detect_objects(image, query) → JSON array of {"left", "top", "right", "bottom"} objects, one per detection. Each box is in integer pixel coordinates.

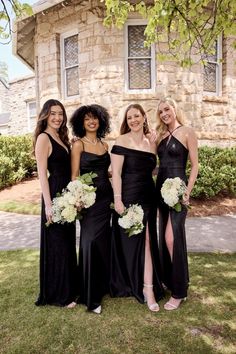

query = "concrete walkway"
[{"left": 0, "top": 211, "right": 235, "bottom": 252}]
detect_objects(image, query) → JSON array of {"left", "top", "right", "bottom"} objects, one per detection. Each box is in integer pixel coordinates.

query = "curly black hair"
[{"left": 70, "top": 104, "right": 111, "bottom": 139}]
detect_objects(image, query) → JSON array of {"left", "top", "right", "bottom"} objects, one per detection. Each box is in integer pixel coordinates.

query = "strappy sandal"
[
  {"left": 164, "top": 297, "right": 186, "bottom": 311},
  {"left": 143, "top": 284, "right": 160, "bottom": 312}
]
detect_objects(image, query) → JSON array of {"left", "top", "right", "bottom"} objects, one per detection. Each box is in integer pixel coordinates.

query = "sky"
[{"left": 0, "top": 0, "right": 37, "bottom": 80}]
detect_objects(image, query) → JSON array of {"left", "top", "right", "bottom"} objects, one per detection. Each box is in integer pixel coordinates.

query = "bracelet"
[{"left": 114, "top": 194, "right": 121, "bottom": 197}]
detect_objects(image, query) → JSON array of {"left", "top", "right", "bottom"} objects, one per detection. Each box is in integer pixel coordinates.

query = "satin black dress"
[
  {"left": 110, "top": 145, "right": 164, "bottom": 303},
  {"left": 78, "top": 148, "right": 113, "bottom": 311},
  {"left": 156, "top": 132, "right": 189, "bottom": 299},
  {"left": 35, "top": 132, "right": 77, "bottom": 307}
]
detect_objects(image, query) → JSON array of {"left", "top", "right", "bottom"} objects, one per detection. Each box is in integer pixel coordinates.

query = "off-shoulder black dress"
[
  {"left": 156, "top": 132, "right": 189, "bottom": 299},
  {"left": 110, "top": 145, "right": 164, "bottom": 303}
]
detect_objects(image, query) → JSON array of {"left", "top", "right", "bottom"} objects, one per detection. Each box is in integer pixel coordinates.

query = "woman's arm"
[
  {"left": 71, "top": 140, "right": 83, "bottom": 180},
  {"left": 35, "top": 133, "right": 52, "bottom": 222},
  {"left": 111, "top": 151, "right": 125, "bottom": 214},
  {"left": 184, "top": 128, "right": 198, "bottom": 203}
]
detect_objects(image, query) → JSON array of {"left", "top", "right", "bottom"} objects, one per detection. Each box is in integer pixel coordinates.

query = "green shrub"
[
  {"left": 187, "top": 146, "right": 236, "bottom": 198},
  {"left": 0, "top": 135, "right": 37, "bottom": 190}
]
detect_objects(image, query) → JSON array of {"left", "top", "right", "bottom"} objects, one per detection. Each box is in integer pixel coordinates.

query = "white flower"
[
  {"left": 61, "top": 205, "right": 77, "bottom": 223},
  {"left": 48, "top": 172, "right": 97, "bottom": 226},
  {"left": 161, "top": 177, "right": 187, "bottom": 211},
  {"left": 118, "top": 204, "right": 144, "bottom": 237}
]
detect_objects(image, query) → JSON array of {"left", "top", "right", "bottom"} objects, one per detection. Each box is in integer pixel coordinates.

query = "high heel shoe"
[
  {"left": 66, "top": 301, "right": 77, "bottom": 309},
  {"left": 164, "top": 297, "right": 186, "bottom": 311},
  {"left": 143, "top": 284, "right": 160, "bottom": 312},
  {"left": 92, "top": 305, "right": 102, "bottom": 314}
]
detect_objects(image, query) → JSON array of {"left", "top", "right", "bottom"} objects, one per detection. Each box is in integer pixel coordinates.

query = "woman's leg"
[
  {"left": 164, "top": 214, "right": 186, "bottom": 310},
  {"left": 165, "top": 213, "right": 174, "bottom": 261},
  {"left": 143, "top": 224, "right": 159, "bottom": 312}
]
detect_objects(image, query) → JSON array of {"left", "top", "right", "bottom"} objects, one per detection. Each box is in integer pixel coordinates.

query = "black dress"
[
  {"left": 156, "top": 133, "right": 189, "bottom": 299},
  {"left": 35, "top": 132, "right": 77, "bottom": 307},
  {"left": 110, "top": 145, "right": 164, "bottom": 303},
  {"left": 78, "top": 148, "right": 113, "bottom": 311}
]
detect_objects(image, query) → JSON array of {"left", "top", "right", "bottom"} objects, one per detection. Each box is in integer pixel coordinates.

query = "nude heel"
[{"left": 143, "top": 284, "right": 160, "bottom": 312}]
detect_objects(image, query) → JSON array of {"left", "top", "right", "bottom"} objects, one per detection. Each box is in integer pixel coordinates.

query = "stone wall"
[
  {"left": 31, "top": 0, "right": 236, "bottom": 146},
  {"left": 5, "top": 0, "right": 236, "bottom": 147},
  {"left": 1, "top": 75, "right": 36, "bottom": 135}
]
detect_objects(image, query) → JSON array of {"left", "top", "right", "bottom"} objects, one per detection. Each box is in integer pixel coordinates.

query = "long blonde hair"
[{"left": 156, "top": 97, "right": 185, "bottom": 145}]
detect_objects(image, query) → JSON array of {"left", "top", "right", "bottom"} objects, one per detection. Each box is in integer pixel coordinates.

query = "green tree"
[
  {"left": 103, "top": 0, "right": 236, "bottom": 66},
  {"left": 0, "top": 0, "right": 32, "bottom": 43}
]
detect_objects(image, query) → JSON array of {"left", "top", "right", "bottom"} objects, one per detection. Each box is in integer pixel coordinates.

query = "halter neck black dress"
[
  {"left": 110, "top": 145, "right": 164, "bottom": 303},
  {"left": 78, "top": 146, "right": 113, "bottom": 311},
  {"left": 156, "top": 130, "right": 189, "bottom": 299},
  {"left": 35, "top": 132, "right": 77, "bottom": 307}
]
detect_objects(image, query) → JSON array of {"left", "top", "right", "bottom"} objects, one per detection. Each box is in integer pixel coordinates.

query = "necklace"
[{"left": 83, "top": 136, "right": 98, "bottom": 145}]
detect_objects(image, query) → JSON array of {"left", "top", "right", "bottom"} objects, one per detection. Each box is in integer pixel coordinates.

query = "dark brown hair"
[
  {"left": 70, "top": 104, "right": 111, "bottom": 138},
  {"left": 120, "top": 103, "right": 149, "bottom": 135},
  {"left": 33, "top": 99, "right": 69, "bottom": 154}
]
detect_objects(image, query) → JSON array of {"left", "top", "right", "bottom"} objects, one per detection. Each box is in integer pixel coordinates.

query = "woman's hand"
[
  {"left": 114, "top": 199, "right": 125, "bottom": 215},
  {"left": 182, "top": 191, "right": 190, "bottom": 206},
  {"left": 146, "top": 129, "right": 157, "bottom": 143},
  {"left": 45, "top": 205, "right": 53, "bottom": 224}
]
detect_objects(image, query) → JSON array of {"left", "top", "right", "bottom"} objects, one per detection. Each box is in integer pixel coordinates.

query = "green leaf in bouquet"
[
  {"left": 174, "top": 203, "right": 182, "bottom": 212},
  {"left": 78, "top": 172, "right": 98, "bottom": 185}
]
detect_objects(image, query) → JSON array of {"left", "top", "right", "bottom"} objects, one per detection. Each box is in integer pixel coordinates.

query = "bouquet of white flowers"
[
  {"left": 118, "top": 204, "right": 144, "bottom": 237},
  {"left": 47, "top": 172, "right": 97, "bottom": 225},
  {"left": 161, "top": 177, "right": 188, "bottom": 212}
]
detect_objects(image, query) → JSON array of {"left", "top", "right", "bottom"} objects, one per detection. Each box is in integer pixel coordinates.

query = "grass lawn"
[
  {"left": 0, "top": 251, "right": 235, "bottom": 354},
  {"left": 0, "top": 201, "right": 40, "bottom": 215}
]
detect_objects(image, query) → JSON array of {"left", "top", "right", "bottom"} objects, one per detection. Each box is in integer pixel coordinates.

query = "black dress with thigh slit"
[
  {"left": 35, "top": 132, "right": 77, "bottom": 307},
  {"left": 110, "top": 145, "right": 164, "bottom": 303},
  {"left": 78, "top": 149, "right": 113, "bottom": 311},
  {"left": 156, "top": 133, "right": 189, "bottom": 299}
]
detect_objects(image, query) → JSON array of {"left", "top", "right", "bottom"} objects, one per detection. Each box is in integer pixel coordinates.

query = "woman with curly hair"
[
  {"left": 70, "top": 104, "right": 113, "bottom": 314},
  {"left": 33, "top": 99, "right": 77, "bottom": 308}
]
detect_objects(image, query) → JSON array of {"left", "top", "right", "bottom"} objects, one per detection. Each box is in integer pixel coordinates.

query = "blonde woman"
[{"left": 155, "top": 97, "right": 198, "bottom": 310}]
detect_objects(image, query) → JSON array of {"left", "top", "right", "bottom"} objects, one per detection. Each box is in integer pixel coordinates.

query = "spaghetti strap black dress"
[
  {"left": 35, "top": 132, "right": 77, "bottom": 307},
  {"left": 78, "top": 147, "right": 113, "bottom": 311},
  {"left": 156, "top": 131, "right": 189, "bottom": 299},
  {"left": 110, "top": 145, "right": 164, "bottom": 303}
]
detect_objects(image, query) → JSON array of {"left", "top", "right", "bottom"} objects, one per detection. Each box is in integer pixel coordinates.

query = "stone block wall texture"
[
  {"left": 3, "top": 0, "right": 236, "bottom": 147},
  {"left": 0, "top": 75, "right": 36, "bottom": 135}
]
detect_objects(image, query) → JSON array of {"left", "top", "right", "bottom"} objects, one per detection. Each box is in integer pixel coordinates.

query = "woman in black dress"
[
  {"left": 155, "top": 97, "right": 198, "bottom": 310},
  {"left": 70, "top": 104, "right": 113, "bottom": 314},
  {"left": 34, "top": 99, "right": 77, "bottom": 307},
  {"left": 110, "top": 103, "right": 164, "bottom": 312}
]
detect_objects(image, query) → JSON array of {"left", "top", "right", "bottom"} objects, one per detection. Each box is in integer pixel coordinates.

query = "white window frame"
[
  {"left": 27, "top": 101, "right": 37, "bottom": 132},
  {"left": 203, "top": 35, "right": 222, "bottom": 96},
  {"left": 125, "top": 20, "right": 156, "bottom": 93},
  {"left": 60, "top": 29, "right": 79, "bottom": 99}
]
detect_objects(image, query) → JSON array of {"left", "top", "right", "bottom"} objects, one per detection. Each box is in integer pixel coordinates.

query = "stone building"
[
  {"left": 0, "top": 75, "right": 36, "bottom": 135},
  {"left": 10, "top": 0, "right": 236, "bottom": 146}
]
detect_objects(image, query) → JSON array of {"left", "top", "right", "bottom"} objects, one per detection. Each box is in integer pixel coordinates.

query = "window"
[
  {"left": 125, "top": 21, "right": 155, "bottom": 92},
  {"left": 203, "top": 36, "right": 222, "bottom": 95},
  {"left": 27, "top": 101, "right": 37, "bottom": 132},
  {"left": 61, "top": 31, "right": 79, "bottom": 98}
]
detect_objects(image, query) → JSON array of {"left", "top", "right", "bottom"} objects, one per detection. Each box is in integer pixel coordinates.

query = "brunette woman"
[
  {"left": 34, "top": 99, "right": 77, "bottom": 307},
  {"left": 70, "top": 104, "right": 113, "bottom": 314},
  {"left": 110, "top": 103, "right": 164, "bottom": 312}
]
